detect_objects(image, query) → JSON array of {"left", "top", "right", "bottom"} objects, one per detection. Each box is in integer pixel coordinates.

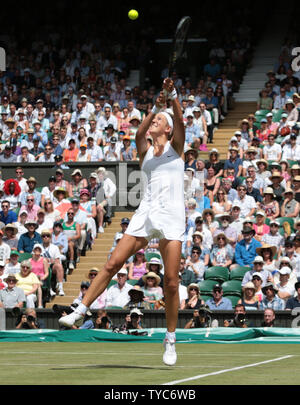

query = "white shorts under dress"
[{"left": 126, "top": 141, "right": 185, "bottom": 242}]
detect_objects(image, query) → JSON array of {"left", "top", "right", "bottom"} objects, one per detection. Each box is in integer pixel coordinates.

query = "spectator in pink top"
[
  {"left": 30, "top": 244, "right": 49, "bottom": 308},
  {"left": 19, "top": 194, "right": 40, "bottom": 221},
  {"left": 128, "top": 249, "right": 146, "bottom": 280}
]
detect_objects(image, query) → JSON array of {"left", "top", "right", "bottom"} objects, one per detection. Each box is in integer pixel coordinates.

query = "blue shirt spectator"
[
  {"left": 206, "top": 285, "right": 233, "bottom": 310},
  {"left": 17, "top": 223, "right": 42, "bottom": 253},
  {"left": 234, "top": 227, "right": 262, "bottom": 268},
  {"left": 0, "top": 201, "right": 18, "bottom": 225}
]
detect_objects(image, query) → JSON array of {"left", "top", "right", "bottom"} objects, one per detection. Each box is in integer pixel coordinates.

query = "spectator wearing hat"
[
  {"left": 141, "top": 271, "right": 163, "bottom": 309},
  {"left": 258, "top": 188, "right": 280, "bottom": 221},
  {"left": 269, "top": 171, "right": 286, "bottom": 207},
  {"left": 17, "top": 220, "right": 42, "bottom": 254},
  {"left": 124, "top": 288, "right": 152, "bottom": 310},
  {"left": 241, "top": 148, "right": 259, "bottom": 177},
  {"left": 261, "top": 282, "right": 285, "bottom": 310},
  {"left": 136, "top": 257, "right": 164, "bottom": 288},
  {"left": 237, "top": 281, "right": 260, "bottom": 310},
  {"left": 261, "top": 220, "right": 284, "bottom": 257},
  {"left": 20, "top": 176, "right": 41, "bottom": 207},
  {"left": 281, "top": 188, "right": 300, "bottom": 218},
  {"left": 105, "top": 267, "right": 134, "bottom": 308},
  {"left": 253, "top": 210, "right": 270, "bottom": 242},
  {"left": 2, "top": 223, "right": 19, "bottom": 250},
  {"left": 0, "top": 274, "right": 25, "bottom": 308},
  {"left": 68, "top": 169, "right": 88, "bottom": 199},
  {"left": 256, "top": 243, "right": 277, "bottom": 273},
  {"left": 206, "top": 284, "right": 233, "bottom": 310},
  {"left": 233, "top": 226, "right": 262, "bottom": 269},
  {"left": 210, "top": 232, "right": 234, "bottom": 267},
  {"left": 4, "top": 250, "right": 21, "bottom": 277},
  {"left": 214, "top": 212, "right": 238, "bottom": 247},
  {"left": 251, "top": 272, "right": 264, "bottom": 303},
  {"left": 276, "top": 266, "right": 295, "bottom": 302},
  {"left": 103, "top": 135, "right": 121, "bottom": 161},
  {"left": 185, "top": 245, "right": 205, "bottom": 282},
  {"left": 285, "top": 281, "right": 300, "bottom": 310}
]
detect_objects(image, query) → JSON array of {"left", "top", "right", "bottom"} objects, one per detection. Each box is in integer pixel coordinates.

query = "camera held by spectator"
[
  {"left": 224, "top": 304, "right": 248, "bottom": 328},
  {"left": 184, "top": 306, "right": 213, "bottom": 328}
]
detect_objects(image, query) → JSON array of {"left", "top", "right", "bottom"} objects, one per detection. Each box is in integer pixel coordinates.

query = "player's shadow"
[{"left": 51, "top": 364, "right": 169, "bottom": 371}]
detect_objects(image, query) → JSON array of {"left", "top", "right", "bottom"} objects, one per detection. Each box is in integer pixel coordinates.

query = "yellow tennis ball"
[{"left": 128, "top": 9, "right": 139, "bottom": 20}]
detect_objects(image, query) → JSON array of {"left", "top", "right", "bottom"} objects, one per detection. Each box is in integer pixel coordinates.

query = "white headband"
[{"left": 160, "top": 112, "right": 173, "bottom": 133}]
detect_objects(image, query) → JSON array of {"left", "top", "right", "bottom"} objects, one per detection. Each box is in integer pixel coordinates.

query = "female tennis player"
[{"left": 59, "top": 78, "right": 185, "bottom": 366}]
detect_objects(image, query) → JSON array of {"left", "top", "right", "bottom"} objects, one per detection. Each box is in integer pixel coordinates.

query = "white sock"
[
  {"left": 75, "top": 303, "right": 88, "bottom": 315},
  {"left": 165, "top": 331, "right": 176, "bottom": 342}
]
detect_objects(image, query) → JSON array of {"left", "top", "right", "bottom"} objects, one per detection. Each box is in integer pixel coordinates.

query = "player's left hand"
[{"left": 163, "top": 78, "right": 174, "bottom": 94}]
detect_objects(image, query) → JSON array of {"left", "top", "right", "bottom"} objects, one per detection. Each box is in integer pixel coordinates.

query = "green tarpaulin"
[{"left": 1, "top": 328, "right": 300, "bottom": 343}]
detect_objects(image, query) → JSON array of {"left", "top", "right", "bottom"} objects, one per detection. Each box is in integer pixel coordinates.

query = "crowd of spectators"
[{"left": 1, "top": 2, "right": 299, "bottom": 330}]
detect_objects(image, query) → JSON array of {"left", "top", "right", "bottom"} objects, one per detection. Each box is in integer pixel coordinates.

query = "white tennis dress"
[{"left": 126, "top": 141, "right": 185, "bottom": 241}]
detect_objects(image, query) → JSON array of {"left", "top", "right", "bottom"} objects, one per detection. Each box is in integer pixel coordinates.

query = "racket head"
[{"left": 168, "top": 16, "right": 192, "bottom": 74}]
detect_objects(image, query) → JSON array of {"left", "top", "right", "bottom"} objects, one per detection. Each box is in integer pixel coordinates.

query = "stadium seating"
[
  {"left": 221, "top": 280, "right": 242, "bottom": 297},
  {"left": 198, "top": 280, "right": 219, "bottom": 296},
  {"left": 229, "top": 266, "right": 250, "bottom": 281},
  {"left": 204, "top": 266, "right": 229, "bottom": 283}
]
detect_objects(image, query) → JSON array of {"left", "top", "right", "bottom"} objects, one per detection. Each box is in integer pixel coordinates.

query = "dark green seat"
[
  {"left": 127, "top": 279, "right": 139, "bottom": 286},
  {"left": 204, "top": 266, "right": 229, "bottom": 283},
  {"left": 197, "top": 279, "right": 219, "bottom": 296},
  {"left": 276, "top": 217, "right": 295, "bottom": 231},
  {"left": 145, "top": 252, "right": 161, "bottom": 262},
  {"left": 224, "top": 295, "right": 241, "bottom": 307},
  {"left": 18, "top": 252, "right": 33, "bottom": 263},
  {"left": 221, "top": 280, "right": 242, "bottom": 297},
  {"left": 200, "top": 294, "right": 211, "bottom": 303},
  {"left": 230, "top": 266, "right": 250, "bottom": 281},
  {"left": 107, "top": 280, "right": 117, "bottom": 289}
]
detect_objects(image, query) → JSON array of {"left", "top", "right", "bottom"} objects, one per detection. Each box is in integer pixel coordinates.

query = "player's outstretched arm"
[
  {"left": 163, "top": 78, "right": 185, "bottom": 158},
  {"left": 135, "top": 92, "right": 166, "bottom": 165}
]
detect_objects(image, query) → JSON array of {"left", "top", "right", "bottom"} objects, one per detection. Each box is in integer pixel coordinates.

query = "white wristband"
[
  {"left": 168, "top": 88, "right": 178, "bottom": 100},
  {"left": 151, "top": 105, "right": 161, "bottom": 115}
]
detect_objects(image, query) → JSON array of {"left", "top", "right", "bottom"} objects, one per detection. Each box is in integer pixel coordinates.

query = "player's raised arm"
[
  {"left": 135, "top": 92, "right": 166, "bottom": 166},
  {"left": 163, "top": 78, "right": 185, "bottom": 158}
]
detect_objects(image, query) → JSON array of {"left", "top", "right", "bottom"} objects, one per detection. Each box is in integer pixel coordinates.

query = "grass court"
[{"left": 0, "top": 342, "right": 299, "bottom": 385}]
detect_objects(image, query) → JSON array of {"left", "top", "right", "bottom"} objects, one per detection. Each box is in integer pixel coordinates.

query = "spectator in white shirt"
[
  {"left": 263, "top": 134, "right": 282, "bottom": 162},
  {"left": 273, "top": 88, "right": 289, "bottom": 110},
  {"left": 106, "top": 268, "right": 134, "bottom": 308},
  {"left": 282, "top": 134, "right": 300, "bottom": 161},
  {"left": 233, "top": 184, "right": 257, "bottom": 218},
  {"left": 87, "top": 136, "right": 104, "bottom": 161}
]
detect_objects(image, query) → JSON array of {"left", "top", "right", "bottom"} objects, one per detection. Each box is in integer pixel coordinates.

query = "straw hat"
[
  {"left": 53, "top": 187, "right": 69, "bottom": 199},
  {"left": 213, "top": 232, "right": 229, "bottom": 245},
  {"left": 145, "top": 257, "right": 163, "bottom": 271},
  {"left": 243, "top": 281, "right": 255, "bottom": 291},
  {"left": 269, "top": 171, "right": 284, "bottom": 182},
  {"left": 263, "top": 187, "right": 275, "bottom": 197},
  {"left": 3, "top": 223, "right": 18, "bottom": 236},
  {"left": 142, "top": 271, "right": 161, "bottom": 286},
  {"left": 256, "top": 243, "right": 277, "bottom": 257},
  {"left": 187, "top": 283, "right": 200, "bottom": 294}
]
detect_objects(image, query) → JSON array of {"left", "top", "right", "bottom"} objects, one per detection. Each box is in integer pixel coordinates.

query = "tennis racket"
[{"left": 163, "top": 16, "right": 192, "bottom": 96}]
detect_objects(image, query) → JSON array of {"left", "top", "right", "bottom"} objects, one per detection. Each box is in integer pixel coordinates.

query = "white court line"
[{"left": 163, "top": 355, "right": 293, "bottom": 385}]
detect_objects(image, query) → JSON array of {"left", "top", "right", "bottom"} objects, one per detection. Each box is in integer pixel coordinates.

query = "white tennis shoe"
[
  {"left": 58, "top": 310, "right": 84, "bottom": 327},
  {"left": 163, "top": 339, "right": 177, "bottom": 366}
]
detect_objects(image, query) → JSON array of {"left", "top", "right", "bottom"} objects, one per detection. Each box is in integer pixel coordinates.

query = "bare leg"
[
  {"left": 81, "top": 234, "right": 148, "bottom": 307},
  {"left": 159, "top": 239, "right": 182, "bottom": 333}
]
